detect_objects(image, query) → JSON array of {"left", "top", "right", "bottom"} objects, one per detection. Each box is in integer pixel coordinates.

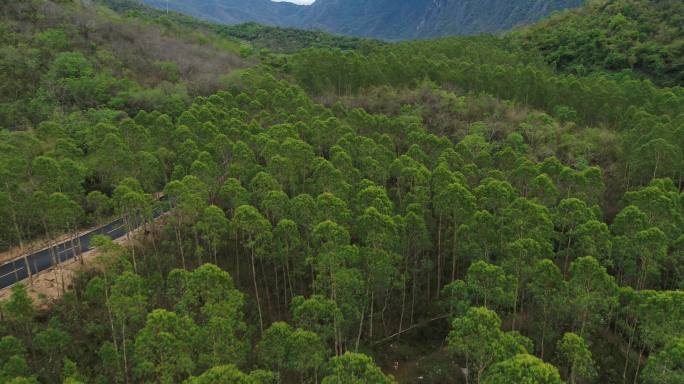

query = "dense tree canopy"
[{"left": 0, "top": 0, "right": 682, "bottom": 383}]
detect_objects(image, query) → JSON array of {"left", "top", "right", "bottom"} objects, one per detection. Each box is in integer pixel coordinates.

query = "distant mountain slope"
[
  {"left": 301, "top": 0, "right": 586, "bottom": 39},
  {"left": 103, "top": 0, "right": 379, "bottom": 53},
  {"left": 142, "top": 0, "right": 302, "bottom": 26},
  {"left": 140, "top": 0, "right": 584, "bottom": 39},
  {"left": 508, "top": 0, "right": 684, "bottom": 86}
]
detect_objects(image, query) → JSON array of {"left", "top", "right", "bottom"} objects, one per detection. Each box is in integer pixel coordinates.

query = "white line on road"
[
  {"left": 107, "top": 225, "right": 126, "bottom": 234},
  {"left": 0, "top": 265, "right": 25, "bottom": 279}
]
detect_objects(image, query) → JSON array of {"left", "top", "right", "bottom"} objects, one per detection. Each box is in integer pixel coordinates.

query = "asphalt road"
[{"left": 0, "top": 204, "right": 167, "bottom": 290}]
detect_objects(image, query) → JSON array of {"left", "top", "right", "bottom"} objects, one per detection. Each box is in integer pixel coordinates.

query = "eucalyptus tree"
[
  {"left": 528, "top": 259, "right": 565, "bottom": 359},
  {"left": 321, "top": 352, "right": 394, "bottom": 384},
  {"left": 611, "top": 205, "right": 650, "bottom": 286},
  {"left": 257, "top": 322, "right": 326, "bottom": 383},
  {"left": 355, "top": 207, "right": 402, "bottom": 340},
  {"left": 279, "top": 137, "right": 315, "bottom": 195},
  {"left": 47, "top": 192, "right": 84, "bottom": 265},
  {"left": 86, "top": 191, "right": 113, "bottom": 225},
  {"left": 233, "top": 205, "right": 272, "bottom": 333},
  {"left": 464, "top": 261, "right": 516, "bottom": 312},
  {"left": 196, "top": 206, "right": 229, "bottom": 265},
  {"left": 1, "top": 285, "right": 35, "bottom": 351},
  {"left": 501, "top": 238, "right": 549, "bottom": 328},
  {"left": 447, "top": 307, "right": 529, "bottom": 383},
  {"left": 113, "top": 179, "right": 150, "bottom": 271},
  {"left": 290, "top": 295, "right": 343, "bottom": 353},
  {"left": 164, "top": 176, "right": 209, "bottom": 269},
  {"left": 134, "top": 309, "right": 197, "bottom": 384},
  {"left": 109, "top": 272, "right": 148, "bottom": 382},
  {"left": 218, "top": 178, "right": 249, "bottom": 217},
  {"left": 434, "top": 182, "right": 476, "bottom": 284},
  {"left": 642, "top": 338, "right": 684, "bottom": 384},
  {"left": 0, "top": 336, "right": 33, "bottom": 383},
  {"left": 567, "top": 256, "right": 618, "bottom": 337},
  {"left": 555, "top": 332, "right": 596, "bottom": 384},
  {"left": 273, "top": 219, "right": 304, "bottom": 306},
  {"left": 260, "top": 190, "right": 290, "bottom": 225},
  {"left": 529, "top": 174, "right": 559, "bottom": 207},
  {"left": 0, "top": 162, "right": 27, "bottom": 253},
  {"left": 167, "top": 264, "right": 248, "bottom": 369},
  {"left": 92, "top": 133, "right": 134, "bottom": 189},
  {"left": 400, "top": 207, "right": 431, "bottom": 328},
  {"left": 185, "top": 365, "right": 276, "bottom": 384},
  {"left": 482, "top": 354, "right": 563, "bottom": 384}
]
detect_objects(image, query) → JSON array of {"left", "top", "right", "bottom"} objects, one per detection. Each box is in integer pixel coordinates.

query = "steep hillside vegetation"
[
  {"left": 140, "top": 0, "right": 584, "bottom": 39},
  {"left": 0, "top": 0, "right": 249, "bottom": 130},
  {"left": 509, "top": 0, "right": 684, "bottom": 86}
]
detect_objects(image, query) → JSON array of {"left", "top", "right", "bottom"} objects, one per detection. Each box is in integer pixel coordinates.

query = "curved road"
[{"left": 0, "top": 204, "right": 167, "bottom": 290}]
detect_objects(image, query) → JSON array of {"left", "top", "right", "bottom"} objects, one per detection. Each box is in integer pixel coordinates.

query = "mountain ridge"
[{"left": 141, "top": 0, "right": 585, "bottom": 39}]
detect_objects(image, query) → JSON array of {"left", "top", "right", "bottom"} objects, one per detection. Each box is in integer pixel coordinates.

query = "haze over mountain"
[{"left": 141, "top": 0, "right": 585, "bottom": 39}]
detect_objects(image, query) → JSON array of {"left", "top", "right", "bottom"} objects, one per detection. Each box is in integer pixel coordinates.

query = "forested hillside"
[
  {"left": 509, "top": 0, "right": 684, "bottom": 86},
  {"left": 0, "top": 1, "right": 683, "bottom": 384},
  {"left": 0, "top": 0, "right": 249, "bottom": 130}
]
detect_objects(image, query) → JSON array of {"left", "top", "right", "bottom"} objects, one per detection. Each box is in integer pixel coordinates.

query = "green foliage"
[
  {"left": 642, "top": 338, "right": 684, "bottom": 384},
  {"left": 133, "top": 309, "right": 197, "bottom": 383},
  {"left": 482, "top": 354, "right": 563, "bottom": 384},
  {"left": 0, "top": 1, "right": 682, "bottom": 381},
  {"left": 509, "top": 0, "right": 684, "bottom": 86},
  {"left": 257, "top": 322, "right": 327, "bottom": 381},
  {"left": 447, "top": 307, "right": 530, "bottom": 382},
  {"left": 0, "top": 0, "right": 249, "bottom": 129},
  {"left": 556, "top": 332, "right": 597, "bottom": 384},
  {"left": 321, "top": 352, "right": 395, "bottom": 384},
  {"left": 186, "top": 365, "right": 277, "bottom": 384},
  {"left": 216, "top": 23, "right": 378, "bottom": 54}
]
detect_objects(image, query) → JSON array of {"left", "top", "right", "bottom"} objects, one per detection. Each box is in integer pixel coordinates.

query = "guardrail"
[{"left": 0, "top": 201, "right": 169, "bottom": 290}]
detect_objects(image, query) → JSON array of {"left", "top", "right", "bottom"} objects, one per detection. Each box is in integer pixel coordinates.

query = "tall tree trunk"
[
  {"left": 369, "top": 291, "right": 374, "bottom": 339},
  {"left": 42, "top": 221, "right": 62, "bottom": 295},
  {"left": 511, "top": 282, "right": 519, "bottom": 331},
  {"left": 622, "top": 317, "right": 638, "bottom": 384},
  {"left": 122, "top": 322, "right": 129, "bottom": 384},
  {"left": 174, "top": 221, "right": 185, "bottom": 270},
  {"left": 282, "top": 265, "right": 288, "bottom": 305},
  {"left": 632, "top": 345, "right": 645, "bottom": 384},
  {"left": 125, "top": 214, "right": 137, "bottom": 272},
  {"left": 193, "top": 227, "right": 202, "bottom": 265},
  {"left": 105, "top": 288, "right": 122, "bottom": 380},
  {"left": 251, "top": 246, "right": 264, "bottom": 334},
  {"left": 451, "top": 226, "right": 458, "bottom": 283},
  {"left": 285, "top": 258, "right": 295, "bottom": 299},
  {"left": 274, "top": 263, "right": 281, "bottom": 317},
  {"left": 259, "top": 258, "right": 273, "bottom": 317},
  {"left": 398, "top": 279, "right": 406, "bottom": 335},
  {"left": 436, "top": 215, "right": 442, "bottom": 297},
  {"left": 540, "top": 311, "right": 547, "bottom": 359},
  {"left": 410, "top": 263, "right": 417, "bottom": 326},
  {"left": 355, "top": 295, "right": 367, "bottom": 352}
]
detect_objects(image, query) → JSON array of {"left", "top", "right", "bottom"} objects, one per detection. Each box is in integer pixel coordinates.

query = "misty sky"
[{"left": 272, "top": 0, "right": 316, "bottom": 4}]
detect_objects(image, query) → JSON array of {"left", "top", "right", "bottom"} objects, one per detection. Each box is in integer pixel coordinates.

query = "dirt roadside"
[
  {"left": 0, "top": 219, "right": 117, "bottom": 265},
  {"left": 0, "top": 229, "right": 134, "bottom": 307}
]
